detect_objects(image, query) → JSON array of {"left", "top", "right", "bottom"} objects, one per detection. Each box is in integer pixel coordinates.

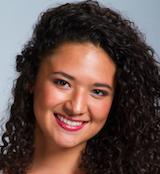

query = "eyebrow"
[
  {"left": 93, "top": 83, "right": 112, "bottom": 91},
  {"left": 53, "top": 71, "right": 75, "bottom": 80},
  {"left": 53, "top": 71, "right": 112, "bottom": 91}
]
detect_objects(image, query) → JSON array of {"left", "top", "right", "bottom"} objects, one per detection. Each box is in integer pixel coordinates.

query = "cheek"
[
  {"left": 33, "top": 83, "right": 64, "bottom": 112},
  {"left": 91, "top": 100, "right": 113, "bottom": 122}
]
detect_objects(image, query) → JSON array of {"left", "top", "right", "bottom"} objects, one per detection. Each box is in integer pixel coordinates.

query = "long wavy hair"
[{"left": 0, "top": 1, "right": 160, "bottom": 173}]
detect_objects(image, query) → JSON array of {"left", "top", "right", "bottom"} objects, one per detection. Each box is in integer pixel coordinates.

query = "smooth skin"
[{"left": 28, "top": 42, "right": 116, "bottom": 174}]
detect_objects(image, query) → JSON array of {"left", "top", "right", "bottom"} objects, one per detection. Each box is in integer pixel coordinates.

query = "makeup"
[{"left": 54, "top": 113, "right": 87, "bottom": 131}]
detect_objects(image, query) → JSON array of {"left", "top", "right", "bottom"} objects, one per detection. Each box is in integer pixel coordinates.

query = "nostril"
[{"left": 63, "top": 95, "right": 87, "bottom": 116}]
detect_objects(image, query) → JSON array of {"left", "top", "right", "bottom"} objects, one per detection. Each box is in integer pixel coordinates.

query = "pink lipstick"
[{"left": 54, "top": 113, "right": 87, "bottom": 131}]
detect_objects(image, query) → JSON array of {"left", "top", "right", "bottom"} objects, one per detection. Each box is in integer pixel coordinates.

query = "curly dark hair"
[{"left": 0, "top": 0, "right": 160, "bottom": 173}]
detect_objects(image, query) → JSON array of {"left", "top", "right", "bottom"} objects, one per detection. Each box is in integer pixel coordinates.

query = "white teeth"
[
  {"left": 67, "top": 120, "right": 71, "bottom": 125},
  {"left": 56, "top": 114, "right": 83, "bottom": 126},
  {"left": 63, "top": 118, "right": 67, "bottom": 124},
  {"left": 60, "top": 117, "right": 63, "bottom": 122}
]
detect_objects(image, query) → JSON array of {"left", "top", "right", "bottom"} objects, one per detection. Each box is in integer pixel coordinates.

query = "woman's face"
[{"left": 32, "top": 42, "right": 116, "bottom": 150}]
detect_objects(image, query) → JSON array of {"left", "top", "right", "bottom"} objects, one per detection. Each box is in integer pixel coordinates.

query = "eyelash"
[
  {"left": 91, "top": 89, "right": 108, "bottom": 97},
  {"left": 53, "top": 79, "right": 70, "bottom": 87},
  {"left": 53, "top": 79, "right": 108, "bottom": 97}
]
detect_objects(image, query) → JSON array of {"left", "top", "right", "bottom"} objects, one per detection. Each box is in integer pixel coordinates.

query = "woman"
[{"left": 0, "top": 0, "right": 160, "bottom": 173}]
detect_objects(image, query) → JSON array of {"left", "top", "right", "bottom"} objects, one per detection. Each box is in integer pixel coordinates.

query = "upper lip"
[{"left": 54, "top": 113, "right": 88, "bottom": 122}]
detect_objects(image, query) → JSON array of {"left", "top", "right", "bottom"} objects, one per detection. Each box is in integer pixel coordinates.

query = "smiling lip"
[{"left": 54, "top": 113, "right": 88, "bottom": 131}]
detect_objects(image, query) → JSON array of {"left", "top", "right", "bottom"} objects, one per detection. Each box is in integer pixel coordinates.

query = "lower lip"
[{"left": 55, "top": 116, "right": 87, "bottom": 131}]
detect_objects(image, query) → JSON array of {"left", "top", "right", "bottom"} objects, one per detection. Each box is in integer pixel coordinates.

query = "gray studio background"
[{"left": 0, "top": 0, "right": 160, "bottom": 122}]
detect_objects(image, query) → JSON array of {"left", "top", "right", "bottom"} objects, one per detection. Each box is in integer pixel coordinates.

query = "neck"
[{"left": 28, "top": 127, "right": 86, "bottom": 174}]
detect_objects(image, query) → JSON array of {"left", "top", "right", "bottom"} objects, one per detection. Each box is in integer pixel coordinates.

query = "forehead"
[
  {"left": 40, "top": 42, "right": 116, "bottom": 87},
  {"left": 48, "top": 42, "right": 115, "bottom": 67}
]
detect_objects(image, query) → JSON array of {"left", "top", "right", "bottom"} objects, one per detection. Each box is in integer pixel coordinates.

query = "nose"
[{"left": 63, "top": 89, "right": 87, "bottom": 116}]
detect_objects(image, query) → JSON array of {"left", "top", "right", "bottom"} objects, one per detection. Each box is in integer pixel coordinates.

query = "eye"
[
  {"left": 53, "top": 79, "right": 70, "bottom": 88},
  {"left": 91, "top": 89, "right": 108, "bottom": 97}
]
